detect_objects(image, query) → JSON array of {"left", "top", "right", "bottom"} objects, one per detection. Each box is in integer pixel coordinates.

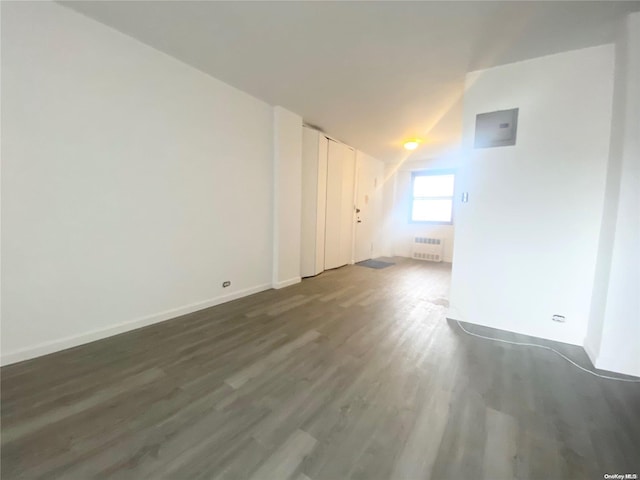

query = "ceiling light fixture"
[{"left": 403, "top": 139, "right": 421, "bottom": 150}]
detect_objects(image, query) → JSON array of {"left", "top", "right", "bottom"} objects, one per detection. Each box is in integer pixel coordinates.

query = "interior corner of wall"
[
  {"left": 582, "top": 338, "right": 600, "bottom": 368},
  {"left": 594, "top": 351, "right": 640, "bottom": 379},
  {"left": 272, "top": 277, "right": 301, "bottom": 290},
  {"left": 446, "top": 305, "right": 463, "bottom": 322}
]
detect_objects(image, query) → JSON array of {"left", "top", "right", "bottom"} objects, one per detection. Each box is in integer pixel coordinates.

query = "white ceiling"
[{"left": 61, "top": 1, "right": 640, "bottom": 163}]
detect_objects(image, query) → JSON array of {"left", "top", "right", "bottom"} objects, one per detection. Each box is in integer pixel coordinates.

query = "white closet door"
[
  {"left": 300, "top": 127, "right": 318, "bottom": 277},
  {"left": 315, "top": 137, "right": 328, "bottom": 273},
  {"left": 301, "top": 129, "right": 329, "bottom": 277},
  {"left": 325, "top": 140, "right": 344, "bottom": 270}
]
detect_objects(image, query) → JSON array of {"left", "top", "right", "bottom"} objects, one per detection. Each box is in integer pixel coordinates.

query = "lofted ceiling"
[{"left": 60, "top": 1, "right": 640, "bottom": 163}]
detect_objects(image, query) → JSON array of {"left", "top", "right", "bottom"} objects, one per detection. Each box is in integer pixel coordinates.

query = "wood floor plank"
[
  {"left": 390, "top": 388, "right": 451, "bottom": 480},
  {"left": 248, "top": 429, "right": 317, "bottom": 480},
  {"left": 1, "top": 367, "right": 165, "bottom": 445},
  {"left": 224, "top": 329, "right": 321, "bottom": 389},
  {"left": 1, "top": 258, "right": 639, "bottom": 479},
  {"left": 482, "top": 406, "right": 518, "bottom": 480}
]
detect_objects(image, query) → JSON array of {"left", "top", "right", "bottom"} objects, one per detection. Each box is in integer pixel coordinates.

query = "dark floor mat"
[{"left": 356, "top": 259, "right": 395, "bottom": 269}]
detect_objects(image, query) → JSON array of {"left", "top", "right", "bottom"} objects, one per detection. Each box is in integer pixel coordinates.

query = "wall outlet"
[
  {"left": 222, "top": 281, "right": 231, "bottom": 288},
  {"left": 552, "top": 314, "right": 566, "bottom": 323}
]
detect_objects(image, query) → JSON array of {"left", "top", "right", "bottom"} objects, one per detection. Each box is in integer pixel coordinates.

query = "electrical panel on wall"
[{"left": 474, "top": 108, "right": 519, "bottom": 148}]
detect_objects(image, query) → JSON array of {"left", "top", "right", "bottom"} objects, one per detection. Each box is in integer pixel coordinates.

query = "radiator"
[{"left": 412, "top": 237, "right": 443, "bottom": 262}]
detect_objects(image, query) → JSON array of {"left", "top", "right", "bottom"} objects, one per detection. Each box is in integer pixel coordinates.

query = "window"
[{"left": 410, "top": 170, "right": 455, "bottom": 223}]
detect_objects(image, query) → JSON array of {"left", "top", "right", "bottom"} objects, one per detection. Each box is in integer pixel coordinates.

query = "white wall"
[
  {"left": 449, "top": 45, "right": 615, "bottom": 346},
  {"left": 1, "top": 2, "right": 276, "bottom": 364},
  {"left": 273, "top": 107, "right": 303, "bottom": 288},
  {"left": 388, "top": 156, "right": 459, "bottom": 263},
  {"left": 586, "top": 13, "right": 640, "bottom": 377},
  {"left": 378, "top": 165, "right": 397, "bottom": 258}
]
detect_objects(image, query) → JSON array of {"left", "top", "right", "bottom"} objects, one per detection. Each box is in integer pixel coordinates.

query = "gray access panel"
[{"left": 474, "top": 108, "right": 519, "bottom": 148}]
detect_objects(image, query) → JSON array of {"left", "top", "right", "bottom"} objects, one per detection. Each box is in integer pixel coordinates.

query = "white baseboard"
[
  {"left": 272, "top": 277, "right": 301, "bottom": 289},
  {"left": 592, "top": 352, "right": 640, "bottom": 378},
  {"left": 446, "top": 313, "right": 583, "bottom": 347},
  {"left": 0, "top": 283, "right": 272, "bottom": 366}
]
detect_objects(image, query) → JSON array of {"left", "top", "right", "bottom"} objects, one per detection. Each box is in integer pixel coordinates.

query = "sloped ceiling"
[{"left": 60, "top": 1, "right": 640, "bottom": 163}]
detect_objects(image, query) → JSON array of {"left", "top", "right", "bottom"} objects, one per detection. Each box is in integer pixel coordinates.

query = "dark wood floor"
[{"left": 2, "top": 258, "right": 639, "bottom": 479}]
